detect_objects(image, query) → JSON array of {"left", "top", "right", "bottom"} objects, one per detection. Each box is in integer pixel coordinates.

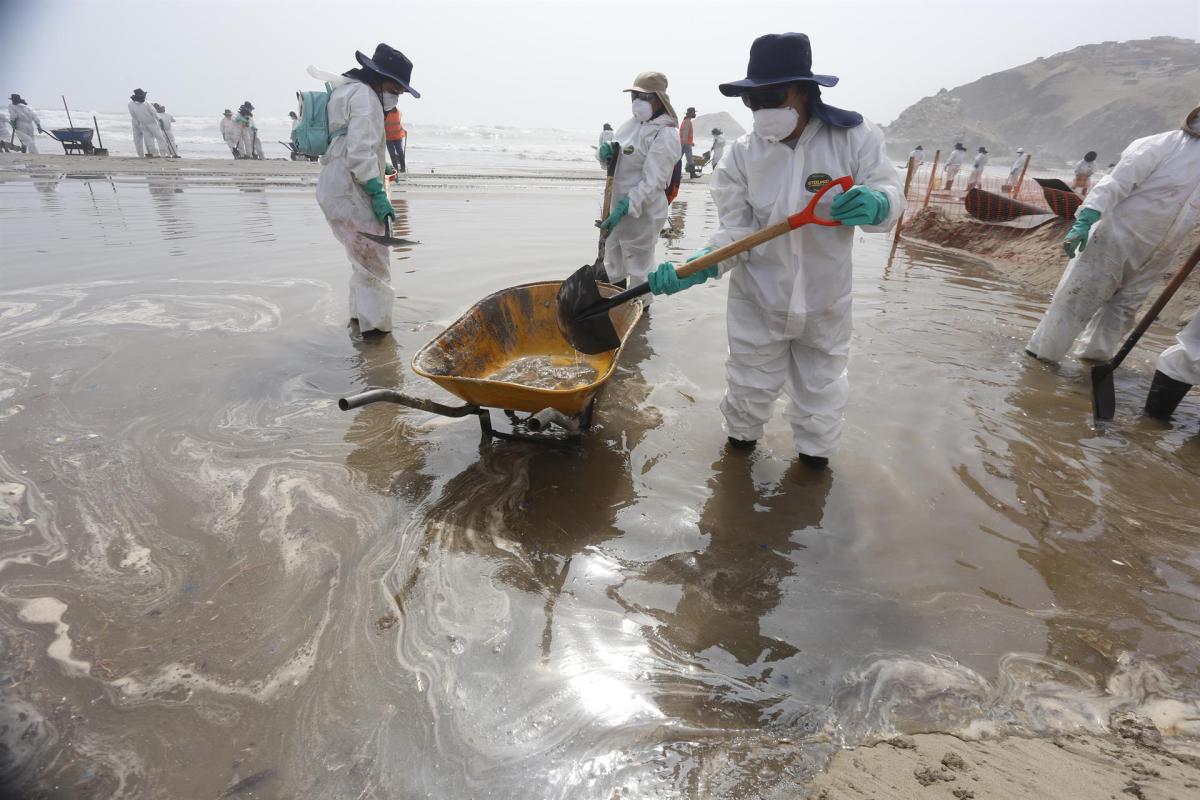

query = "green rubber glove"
[
  {"left": 384, "top": 165, "right": 397, "bottom": 176},
  {"left": 597, "top": 196, "right": 630, "bottom": 233},
  {"left": 830, "top": 185, "right": 890, "bottom": 227},
  {"left": 1063, "top": 207, "right": 1101, "bottom": 258},
  {"left": 361, "top": 177, "right": 395, "bottom": 223},
  {"left": 648, "top": 248, "right": 717, "bottom": 295},
  {"left": 598, "top": 141, "right": 613, "bottom": 162}
]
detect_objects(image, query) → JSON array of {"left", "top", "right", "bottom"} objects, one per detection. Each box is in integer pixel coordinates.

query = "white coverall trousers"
[
  {"left": 1026, "top": 231, "right": 1172, "bottom": 362},
  {"left": 721, "top": 298, "right": 852, "bottom": 457},
  {"left": 14, "top": 128, "right": 37, "bottom": 153},
  {"left": 132, "top": 121, "right": 163, "bottom": 157},
  {"left": 317, "top": 154, "right": 393, "bottom": 333},
  {"left": 1157, "top": 310, "right": 1200, "bottom": 385}
]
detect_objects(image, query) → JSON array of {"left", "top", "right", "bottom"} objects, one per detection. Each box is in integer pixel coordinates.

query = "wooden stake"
[
  {"left": 892, "top": 157, "right": 916, "bottom": 247},
  {"left": 922, "top": 149, "right": 941, "bottom": 210}
]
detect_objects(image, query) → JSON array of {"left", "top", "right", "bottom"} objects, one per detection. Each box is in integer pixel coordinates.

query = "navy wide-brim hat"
[
  {"left": 356, "top": 43, "right": 420, "bottom": 98},
  {"left": 719, "top": 32, "right": 862, "bottom": 129}
]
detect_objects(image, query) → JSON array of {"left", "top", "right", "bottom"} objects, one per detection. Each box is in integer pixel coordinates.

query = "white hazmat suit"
[
  {"left": 157, "top": 109, "right": 178, "bottom": 156},
  {"left": 7, "top": 102, "right": 41, "bottom": 153},
  {"left": 706, "top": 117, "right": 903, "bottom": 456},
  {"left": 599, "top": 113, "right": 681, "bottom": 302},
  {"left": 710, "top": 133, "right": 726, "bottom": 171},
  {"left": 1027, "top": 122, "right": 1200, "bottom": 362},
  {"left": 966, "top": 151, "right": 988, "bottom": 188},
  {"left": 943, "top": 147, "right": 965, "bottom": 189},
  {"left": 1007, "top": 151, "right": 1025, "bottom": 182},
  {"left": 1157, "top": 309, "right": 1200, "bottom": 386},
  {"left": 317, "top": 79, "right": 393, "bottom": 333},
  {"left": 128, "top": 99, "right": 165, "bottom": 156},
  {"left": 220, "top": 115, "right": 240, "bottom": 156},
  {"left": 908, "top": 148, "right": 924, "bottom": 166}
]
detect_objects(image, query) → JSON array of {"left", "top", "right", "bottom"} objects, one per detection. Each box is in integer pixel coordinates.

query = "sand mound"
[{"left": 902, "top": 207, "right": 1200, "bottom": 327}]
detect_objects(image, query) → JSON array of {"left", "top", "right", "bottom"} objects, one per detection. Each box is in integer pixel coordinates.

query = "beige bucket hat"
[{"left": 624, "top": 71, "right": 678, "bottom": 124}]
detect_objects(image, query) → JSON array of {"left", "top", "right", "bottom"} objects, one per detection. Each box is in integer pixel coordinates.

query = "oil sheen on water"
[{"left": 488, "top": 355, "right": 599, "bottom": 390}]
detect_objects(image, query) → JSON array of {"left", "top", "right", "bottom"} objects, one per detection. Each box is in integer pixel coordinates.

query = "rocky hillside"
[{"left": 885, "top": 37, "right": 1200, "bottom": 165}]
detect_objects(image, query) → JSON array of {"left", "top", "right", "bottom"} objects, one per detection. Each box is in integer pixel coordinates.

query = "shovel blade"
[
  {"left": 556, "top": 263, "right": 621, "bottom": 354},
  {"left": 358, "top": 231, "right": 419, "bottom": 247},
  {"left": 1091, "top": 363, "right": 1117, "bottom": 420}
]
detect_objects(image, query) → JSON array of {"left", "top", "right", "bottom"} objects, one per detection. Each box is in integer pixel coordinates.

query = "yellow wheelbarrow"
[{"left": 338, "top": 281, "right": 643, "bottom": 440}]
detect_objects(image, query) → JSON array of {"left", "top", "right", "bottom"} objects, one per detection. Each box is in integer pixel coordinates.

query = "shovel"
[
  {"left": 1091, "top": 238, "right": 1200, "bottom": 420},
  {"left": 358, "top": 216, "right": 419, "bottom": 247},
  {"left": 590, "top": 145, "right": 621, "bottom": 282},
  {"left": 558, "top": 175, "right": 853, "bottom": 354}
]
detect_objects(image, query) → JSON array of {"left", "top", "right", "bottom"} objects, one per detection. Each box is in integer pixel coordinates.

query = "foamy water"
[{"left": 21, "top": 107, "right": 601, "bottom": 173}]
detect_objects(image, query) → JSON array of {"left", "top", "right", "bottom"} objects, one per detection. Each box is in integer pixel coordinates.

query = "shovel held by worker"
[
  {"left": 358, "top": 216, "right": 418, "bottom": 247},
  {"left": 590, "top": 145, "right": 620, "bottom": 282},
  {"left": 557, "top": 175, "right": 853, "bottom": 354},
  {"left": 1091, "top": 238, "right": 1200, "bottom": 420}
]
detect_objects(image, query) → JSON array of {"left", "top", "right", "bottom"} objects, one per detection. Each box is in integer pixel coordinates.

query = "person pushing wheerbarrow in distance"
[{"left": 643, "top": 33, "right": 903, "bottom": 470}]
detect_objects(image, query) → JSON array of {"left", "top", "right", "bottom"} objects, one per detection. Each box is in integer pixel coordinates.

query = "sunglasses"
[
  {"left": 630, "top": 91, "right": 657, "bottom": 102},
  {"left": 741, "top": 86, "right": 791, "bottom": 111}
]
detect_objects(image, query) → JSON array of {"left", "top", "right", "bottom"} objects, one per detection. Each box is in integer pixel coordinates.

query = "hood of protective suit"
[{"left": 1183, "top": 106, "right": 1200, "bottom": 138}]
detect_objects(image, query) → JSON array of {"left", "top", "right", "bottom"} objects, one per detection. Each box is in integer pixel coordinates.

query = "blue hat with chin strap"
[
  {"left": 356, "top": 43, "right": 420, "bottom": 99},
  {"left": 719, "top": 32, "right": 862, "bottom": 128}
]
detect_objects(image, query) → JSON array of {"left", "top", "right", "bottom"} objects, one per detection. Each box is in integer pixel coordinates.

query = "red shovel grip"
[{"left": 786, "top": 175, "right": 853, "bottom": 229}]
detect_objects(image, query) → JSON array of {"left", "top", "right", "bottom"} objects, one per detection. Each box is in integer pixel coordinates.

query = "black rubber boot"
[
  {"left": 798, "top": 453, "right": 829, "bottom": 471},
  {"left": 727, "top": 437, "right": 757, "bottom": 450},
  {"left": 1144, "top": 370, "right": 1192, "bottom": 421}
]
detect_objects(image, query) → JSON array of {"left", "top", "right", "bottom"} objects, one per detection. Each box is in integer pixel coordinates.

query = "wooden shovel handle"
[
  {"left": 601, "top": 147, "right": 619, "bottom": 219},
  {"left": 675, "top": 176, "right": 851, "bottom": 280},
  {"left": 1110, "top": 237, "right": 1200, "bottom": 370}
]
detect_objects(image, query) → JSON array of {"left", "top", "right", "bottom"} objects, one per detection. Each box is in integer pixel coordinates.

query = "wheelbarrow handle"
[{"left": 673, "top": 175, "right": 850, "bottom": 280}]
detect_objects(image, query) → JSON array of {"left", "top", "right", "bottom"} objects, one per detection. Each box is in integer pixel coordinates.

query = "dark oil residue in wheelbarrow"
[{"left": 339, "top": 280, "right": 643, "bottom": 439}]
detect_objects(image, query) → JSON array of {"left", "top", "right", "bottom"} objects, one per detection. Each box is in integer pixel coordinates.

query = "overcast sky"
[{"left": 2, "top": 0, "right": 1197, "bottom": 129}]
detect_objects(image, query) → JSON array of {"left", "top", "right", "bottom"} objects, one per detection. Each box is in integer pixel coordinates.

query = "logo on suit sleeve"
[
  {"left": 805, "top": 172, "right": 832, "bottom": 192},
  {"left": 623, "top": 145, "right": 635, "bottom": 155}
]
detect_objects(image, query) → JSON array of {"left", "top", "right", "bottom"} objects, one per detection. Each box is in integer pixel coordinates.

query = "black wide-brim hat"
[
  {"left": 719, "top": 33, "right": 838, "bottom": 96},
  {"left": 719, "top": 32, "right": 861, "bottom": 129},
  {"left": 356, "top": 43, "right": 420, "bottom": 98}
]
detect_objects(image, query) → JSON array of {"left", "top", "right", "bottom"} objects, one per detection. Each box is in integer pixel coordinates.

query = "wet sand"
[{"left": 1, "top": 163, "right": 1199, "bottom": 798}]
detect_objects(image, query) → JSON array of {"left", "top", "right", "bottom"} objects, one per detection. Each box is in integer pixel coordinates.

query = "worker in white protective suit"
[
  {"left": 595, "top": 71, "right": 682, "bottom": 304},
  {"left": 219, "top": 109, "right": 240, "bottom": 157},
  {"left": 317, "top": 43, "right": 417, "bottom": 336},
  {"left": 128, "top": 89, "right": 166, "bottom": 157},
  {"left": 1144, "top": 308, "right": 1200, "bottom": 422},
  {"left": 235, "top": 103, "right": 264, "bottom": 160},
  {"left": 1026, "top": 106, "right": 1200, "bottom": 363},
  {"left": 966, "top": 146, "right": 988, "bottom": 189},
  {"left": 598, "top": 122, "right": 613, "bottom": 150},
  {"left": 642, "top": 33, "right": 903, "bottom": 469},
  {"left": 1006, "top": 147, "right": 1026, "bottom": 192},
  {"left": 154, "top": 103, "right": 180, "bottom": 157},
  {"left": 908, "top": 144, "right": 924, "bottom": 167},
  {"left": 8, "top": 94, "right": 43, "bottom": 153},
  {"left": 942, "top": 142, "right": 966, "bottom": 191},
  {"left": 709, "top": 127, "right": 726, "bottom": 172}
]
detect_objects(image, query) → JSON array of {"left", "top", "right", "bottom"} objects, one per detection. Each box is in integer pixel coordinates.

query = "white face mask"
[
  {"left": 631, "top": 99, "right": 653, "bottom": 122},
  {"left": 752, "top": 107, "right": 800, "bottom": 143},
  {"left": 381, "top": 91, "right": 400, "bottom": 111}
]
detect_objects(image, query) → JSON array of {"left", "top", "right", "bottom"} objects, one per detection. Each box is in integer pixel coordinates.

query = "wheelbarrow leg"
[{"left": 476, "top": 409, "right": 494, "bottom": 438}]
